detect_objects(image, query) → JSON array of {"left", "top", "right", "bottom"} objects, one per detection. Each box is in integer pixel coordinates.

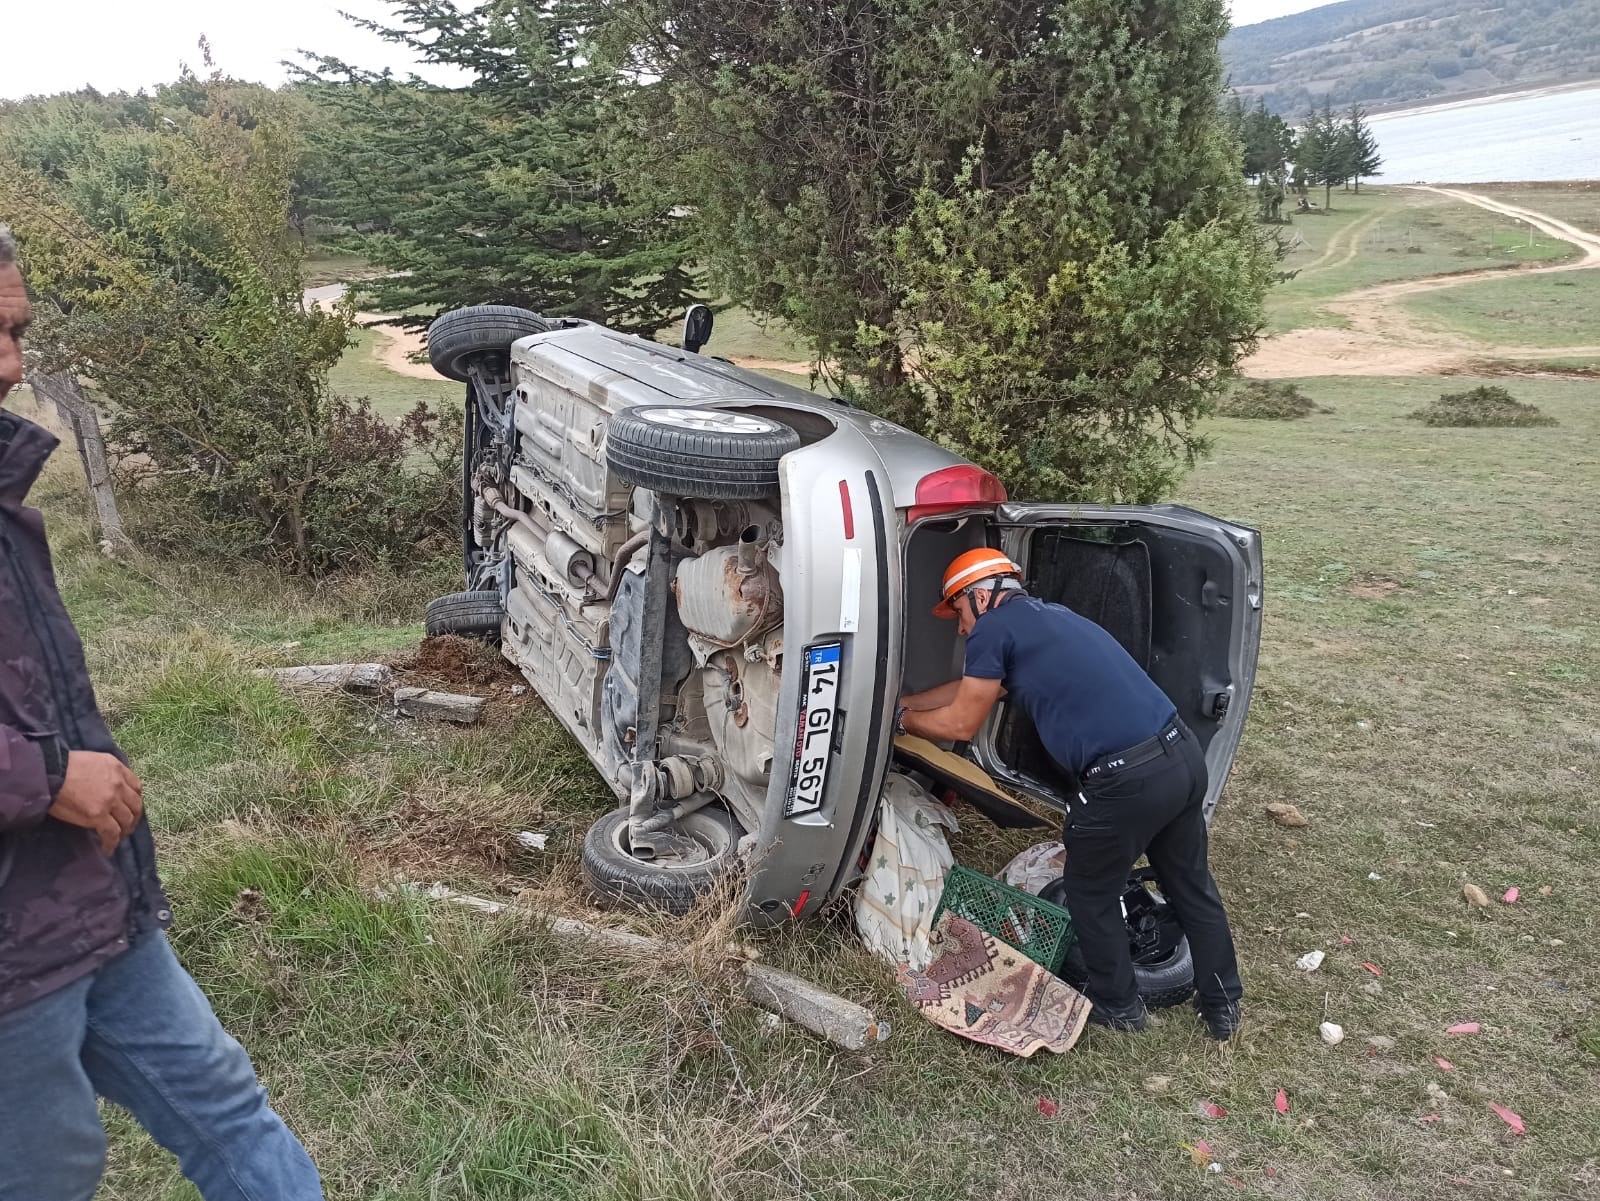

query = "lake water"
[{"left": 1368, "top": 85, "right": 1600, "bottom": 183}]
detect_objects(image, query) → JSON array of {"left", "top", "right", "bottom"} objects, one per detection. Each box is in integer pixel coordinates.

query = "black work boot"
[
  {"left": 1086, "top": 994, "right": 1148, "bottom": 1032},
  {"left": 1195, "top": 998, "right": 1242, "bottom": 1041}
]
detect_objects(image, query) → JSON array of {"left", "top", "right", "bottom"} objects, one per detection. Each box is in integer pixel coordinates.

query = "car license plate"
[{"left": 785, "top": 642, "right": 842, "bottom": 817}]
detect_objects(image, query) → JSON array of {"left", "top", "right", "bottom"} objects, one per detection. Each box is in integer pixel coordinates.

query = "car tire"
[
  {"left": 1043, "top": 876, "right": 1198, "bottom": 1010},
  {"left": 424, "top": 590, "right": 503, "bottom": 640},
  {"left": 605, "top": 405, "right": 800, "bottom": 500},
  {"left": 427, "top": 305, "right": 551, "bottom": 382},
  {"left": 581, "top": 805, "right": 744, "bottom": 915}
]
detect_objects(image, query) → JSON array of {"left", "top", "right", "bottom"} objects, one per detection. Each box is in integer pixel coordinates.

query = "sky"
[{"left": 1, "top": 0, "right": 1340, "bottom": 102}]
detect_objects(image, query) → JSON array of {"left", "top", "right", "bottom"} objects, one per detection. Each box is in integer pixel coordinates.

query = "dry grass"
[{"left": 16, "top": 369, "right": 1600, "bottom": 1199}]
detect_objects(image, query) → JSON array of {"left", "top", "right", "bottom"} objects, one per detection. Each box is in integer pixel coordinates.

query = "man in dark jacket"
[{"left": 0, "top": 226, "right": 323, "bottom": 1199}]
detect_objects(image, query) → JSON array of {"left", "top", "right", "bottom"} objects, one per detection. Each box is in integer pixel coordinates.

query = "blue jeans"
[{"left": 0, "top": 932, "right": 322, "bottom": 1201}]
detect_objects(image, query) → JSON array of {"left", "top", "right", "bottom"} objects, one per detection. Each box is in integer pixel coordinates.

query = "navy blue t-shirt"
[{"left": 962, "top": 594, "right": 1177, "bottom": 776}]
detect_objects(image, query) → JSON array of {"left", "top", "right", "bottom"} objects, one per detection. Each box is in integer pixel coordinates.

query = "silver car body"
[{"left": 478, "top": 321, "right": 1263, "bottom": 923}]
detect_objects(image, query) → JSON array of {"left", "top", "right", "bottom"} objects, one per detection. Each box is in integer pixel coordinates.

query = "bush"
[
  {"left": 1215, "top": 380, "right": 1326, "bottom": 420},
  {"left": 1407, "top": 386, "right": 1557, "bottom": 428},
  {"left": 3, "top": 78, "right": 461, "bottom": 574}
]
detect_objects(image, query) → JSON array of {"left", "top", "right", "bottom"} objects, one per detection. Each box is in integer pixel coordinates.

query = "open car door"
[{"left": 972, "top": 503, "right": 1263, "bottom": 823}]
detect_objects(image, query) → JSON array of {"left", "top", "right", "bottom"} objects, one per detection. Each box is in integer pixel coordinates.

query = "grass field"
[
  {"left": 328, "top": 327, "right": 460, "bottom": 420},
  {"left": 19, "top": 349, "right": 1599, "bottom": 1199},
  {"left": 1403, "top": 269, "right": 1600, "bottom": 349},
  {"left": 1267, "top": 188, "right": 1578, "bottom": 334},
  {"left": 1476, "top": 181, "right": 1600, "bottom": 235}
]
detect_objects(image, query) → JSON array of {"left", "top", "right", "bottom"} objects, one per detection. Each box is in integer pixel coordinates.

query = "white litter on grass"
[
  {"left": 1368, "top": 872, "right": 1383, "bottom": 881},
  {"left": 515, "top": 831, "right": 548, "bottom": 851},
  {"left": 1296, "top": 950, "right": 1326, "bottom": 972},
  {"left": 1320, "top": 1021, "right": 1345, "bottom": 1046},
  {"left": 1207, "top": 1163, "right": 1223, "bottom": 1174}
]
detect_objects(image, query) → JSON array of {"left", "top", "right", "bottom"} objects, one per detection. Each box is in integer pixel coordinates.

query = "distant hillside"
[{"left": 1223, "top": 0, "right": 1600, "bottom": 115}]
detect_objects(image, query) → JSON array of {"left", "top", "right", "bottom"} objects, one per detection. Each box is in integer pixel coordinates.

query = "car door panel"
[{"left": 977, "top": 503, "right": 1263, "bottom": 822}]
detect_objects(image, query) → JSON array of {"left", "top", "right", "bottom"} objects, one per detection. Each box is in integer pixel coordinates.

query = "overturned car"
[{"left": 424, "top": 304, "right": 1263, "bottom": 940}]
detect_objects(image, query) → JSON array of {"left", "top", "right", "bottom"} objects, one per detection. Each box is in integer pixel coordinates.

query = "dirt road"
[{"left": 1244, "top": 187, "right": 1600, "bottom": 378}]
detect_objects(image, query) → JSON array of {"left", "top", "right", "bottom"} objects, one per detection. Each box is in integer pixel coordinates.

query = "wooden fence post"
[{"left": 27, "top": 371, "right": 132, "bottom": 554}]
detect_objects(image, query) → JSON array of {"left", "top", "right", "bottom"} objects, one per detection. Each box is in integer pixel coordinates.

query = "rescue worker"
[{"left": 896, "top": 548, "right": 1243, "bottom": 1038}]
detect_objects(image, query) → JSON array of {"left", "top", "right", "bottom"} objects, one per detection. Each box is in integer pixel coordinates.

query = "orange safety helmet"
[{"left": 933, "top": 548, "right": 1021, "bottom": 618}]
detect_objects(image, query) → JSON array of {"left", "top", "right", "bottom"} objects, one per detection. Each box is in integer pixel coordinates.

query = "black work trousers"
[{"left": 1060, "top": 724, "right": 1243, "bottom": 1018}]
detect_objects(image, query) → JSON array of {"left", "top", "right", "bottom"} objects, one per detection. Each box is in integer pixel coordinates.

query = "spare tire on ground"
[
  {"left": 581, "top": 804, "right": 744, "bottom": 915},
  {"left": 424, "top": 590, "right": 503, "bottom": 640},
  {"left": 426, "top": 305, "right": 551, "bottom": 382},
  {"left": 605, "top": 405, "right": 799, "bottom": 500},
  {"left": 1042, "top": 870, "right": 1197, "bottom": 1009}
]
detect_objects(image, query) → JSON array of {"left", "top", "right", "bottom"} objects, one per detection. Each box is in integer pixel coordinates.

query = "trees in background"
[
  {"left": 1341, "top": 104, "right": 1383, "bottom": 192},
  {"left": 1224, "top": 96, "right": 1295, "bottom": 221},
  {"left": 0, "top": 79, "right": 458, "bottom": 574},
  {"left": 299, "top": 0, "right": 700, "bottom": 336},
  {"left": 602, "top": 0, "right": 1277, "bottom": 503},
  {"left": 1284, "top": 101, "right": 1383, "bottom": 209}
]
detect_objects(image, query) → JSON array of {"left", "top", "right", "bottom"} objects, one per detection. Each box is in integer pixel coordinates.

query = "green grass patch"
[
  {"left": 1474, "top": 182, "right": 1600, "bottom": 236},
  {"left": 328, "top": 327, "right": 459, "bottom": 423},
  {"left": 1400, "top": 267, "right": 1600, "bottom": 349},
  {"left": 1407, "top": 385, "right": 1557, "bottom": 428}
]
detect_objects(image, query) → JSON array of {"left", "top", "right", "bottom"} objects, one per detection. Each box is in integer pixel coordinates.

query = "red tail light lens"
[{"left": 908, "top": 465, "right": 1008, "bottom": 523}]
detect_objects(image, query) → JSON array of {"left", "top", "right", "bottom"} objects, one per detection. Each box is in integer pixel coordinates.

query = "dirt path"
[
  {"left": 1296, "top": 208, "right": 1381, "bottom": 278},
  {"left": 1245, "top": 187, "right": 1600, "bottom": 378}
]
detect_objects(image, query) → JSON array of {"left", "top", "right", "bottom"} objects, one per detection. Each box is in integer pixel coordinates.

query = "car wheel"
[
  {"left": 1043, "top": 874, "right": 1198, "bottom": 1009},
  {"left": 426, "top": 305, "right": 551, "bottom": 382},
  {"left": 581, "top": 805, "right": 744, "bottom": 915},
  {"left": 424, "top": 590, "right": 504, "bottom": 640},
  {"left": 605, "top": 405, "right": 800, "bottom": 500}
]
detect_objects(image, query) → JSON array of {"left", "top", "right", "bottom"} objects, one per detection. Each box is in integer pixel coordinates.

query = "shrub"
[
  {"left": 1407, "top": 386, "right": 1557, "bottom": 428},
  {"left": 1215, "top": 380, "right": 1326, "bottom": 420},
  {"left": 2, "top": 78, "right": 461, "bottom": 574}
]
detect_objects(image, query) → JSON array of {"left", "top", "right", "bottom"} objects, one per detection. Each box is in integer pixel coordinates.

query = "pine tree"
[
  {"left": 601, "top": 0, "right": 1277, "bottom": 503},
  {"left": 300, "top": 0, "right": 700, "bottom": 336},
  {"left": 1344, "top": 103, "right": 1383, "bottom": 193},
  {"left": 1298, "top": 102, "right": 1347, "bottom": 211}
]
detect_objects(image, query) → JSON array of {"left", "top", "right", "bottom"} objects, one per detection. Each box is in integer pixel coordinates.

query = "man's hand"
[{"left": 49, "top": 751, "right": 143, "bottom": 854}]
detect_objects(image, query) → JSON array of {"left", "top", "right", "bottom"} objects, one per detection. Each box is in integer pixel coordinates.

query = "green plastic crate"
[{"left": 933, "top": 864, "right": 1077, "bottom": 975}]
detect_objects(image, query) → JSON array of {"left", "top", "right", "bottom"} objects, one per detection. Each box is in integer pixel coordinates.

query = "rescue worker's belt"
[{"left": 1080, "top": 717, "right": 1185, "bottom": 783}]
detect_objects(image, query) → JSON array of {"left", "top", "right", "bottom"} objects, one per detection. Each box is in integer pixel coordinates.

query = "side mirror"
[{"left": 682, "top": 304, "right": 714, "bottom": 354}]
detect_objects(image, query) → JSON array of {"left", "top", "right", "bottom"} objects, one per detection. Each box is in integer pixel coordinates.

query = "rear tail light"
[{"left": 907, "top": 465, "right": 1007, "bottom": 523}]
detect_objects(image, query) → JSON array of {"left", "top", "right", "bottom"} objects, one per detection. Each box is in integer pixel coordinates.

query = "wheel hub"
[{"left": 641, "top": 407, "right": 778, "bottom": 436}]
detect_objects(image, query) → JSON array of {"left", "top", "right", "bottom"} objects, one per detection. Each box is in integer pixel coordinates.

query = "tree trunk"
[
  {"left": 1324, "top": 181, "right": 1333, "bottom": 211},
  {"left": 1354, "top": 176, "right": 1361, "bottom": 194},
  {"left": 28, "top": 372, "right": 133, "bottom": 554}
]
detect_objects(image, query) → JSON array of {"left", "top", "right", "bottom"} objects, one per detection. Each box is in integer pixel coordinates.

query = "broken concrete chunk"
[
  {"left": 393, "top": 686, "right": 487, "bottom": 724},
  {"left": 256, "top": 663, "right": 393, "bottom": 693}
]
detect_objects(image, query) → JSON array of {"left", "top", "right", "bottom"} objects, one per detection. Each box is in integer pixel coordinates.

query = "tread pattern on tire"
[
  {"left": 605, "top": 406, "right": 800, "bottom": 500},
  {"left": 580, "top": 806, "right": 742, "bottom": 916},
  {"left": 427, "top": 305, "right": 550, "bottom": 382},
  {"left": 425, "top": 590, "right": 504, "bottom": 639}
]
